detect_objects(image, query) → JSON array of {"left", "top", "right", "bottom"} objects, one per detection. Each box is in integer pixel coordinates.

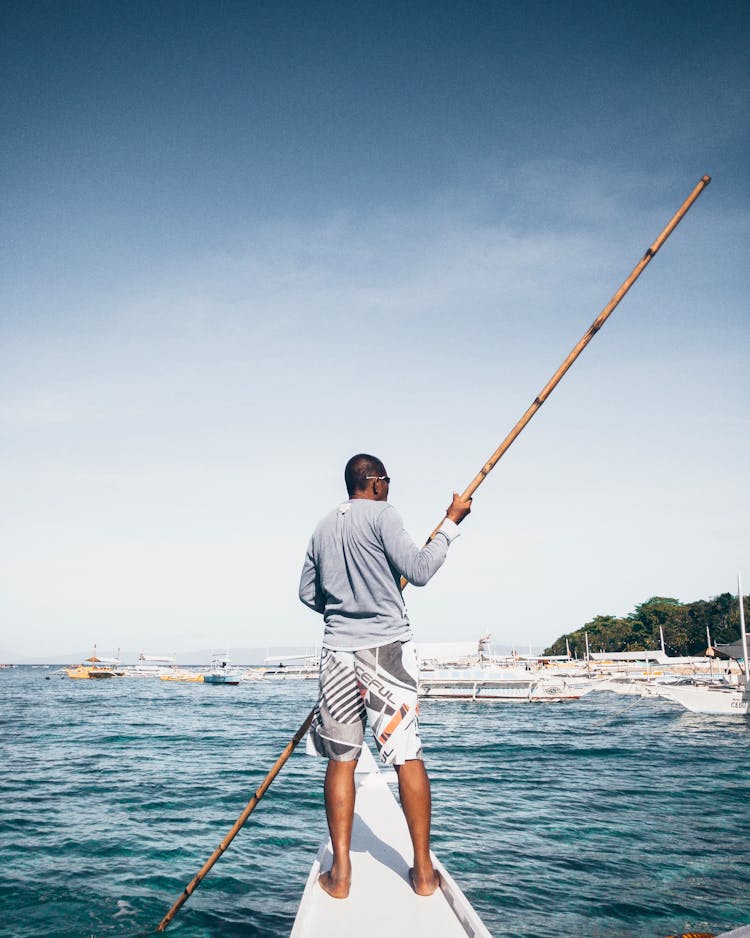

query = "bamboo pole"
[
  {"left": 156, "top": 707, "right": 315, "bottom": 932},
  {"left": 402, "top": 174, "right": 711, "bottom": 587}
]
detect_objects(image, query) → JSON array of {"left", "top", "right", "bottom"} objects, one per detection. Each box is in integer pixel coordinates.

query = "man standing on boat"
[{"left": 298, "top": 453, "right": 471, "bottom": 899}]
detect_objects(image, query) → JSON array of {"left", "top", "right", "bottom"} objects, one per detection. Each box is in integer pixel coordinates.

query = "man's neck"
[{"left": 350, "top": 490, "right": 387, "bottom": 503}]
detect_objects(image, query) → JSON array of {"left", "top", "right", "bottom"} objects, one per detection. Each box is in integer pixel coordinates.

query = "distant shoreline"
[{"left": 0, "top": 645, "right": 320, "bottom": 668}]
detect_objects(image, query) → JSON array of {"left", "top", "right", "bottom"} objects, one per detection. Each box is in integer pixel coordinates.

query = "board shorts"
[{"left": 310, "top": 640, "right": 423, "bottom": 765}]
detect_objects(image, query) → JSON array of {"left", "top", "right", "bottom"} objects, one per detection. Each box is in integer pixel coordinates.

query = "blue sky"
[{"left": 1, "top": 1, "right": 748, "bottom": 659}]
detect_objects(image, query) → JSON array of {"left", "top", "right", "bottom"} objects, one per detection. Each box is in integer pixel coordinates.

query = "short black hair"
[{"left": 344, "top": 453, "right": 386, "bottom": 496}]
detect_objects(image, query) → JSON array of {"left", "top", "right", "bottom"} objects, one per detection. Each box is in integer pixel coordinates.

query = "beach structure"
[{"left": 291, "top": 744, "right": 491, "bottom": 937}]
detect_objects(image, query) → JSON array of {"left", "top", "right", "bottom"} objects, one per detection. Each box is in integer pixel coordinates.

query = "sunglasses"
[{"left": 365, "top": 475, "right": 391, "bottom": 484}]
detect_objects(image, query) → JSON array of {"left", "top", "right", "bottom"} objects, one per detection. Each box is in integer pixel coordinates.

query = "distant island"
[{"left": 544, "top": 593, "right": 748, "bottom": 658}]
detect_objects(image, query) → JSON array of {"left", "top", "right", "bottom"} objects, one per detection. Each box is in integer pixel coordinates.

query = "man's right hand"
[{"left": 446, "top": 492, "right": 472, "bottom": 525}]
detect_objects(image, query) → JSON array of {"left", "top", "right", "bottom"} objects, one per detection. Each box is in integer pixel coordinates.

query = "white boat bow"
[{"left": 290, "top": 745, "right": 492, "bottom": 937}]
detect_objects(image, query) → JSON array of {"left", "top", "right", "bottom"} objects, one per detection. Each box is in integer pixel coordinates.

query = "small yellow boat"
[
  {"left": 159, "top": 670, "right": 204, "bottom": 683},
  {"left": 66, "top": 653, "right": 124, "bottom": 680}
]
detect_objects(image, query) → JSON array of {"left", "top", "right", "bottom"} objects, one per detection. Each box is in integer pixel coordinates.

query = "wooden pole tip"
[{"left": 702, "top": 175, "right": 712, "bottom": 185}]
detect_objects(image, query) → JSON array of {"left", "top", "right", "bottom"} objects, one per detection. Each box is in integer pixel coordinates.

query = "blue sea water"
[{"left": 1, "top": 668, "right": 748, "bottom": 938}]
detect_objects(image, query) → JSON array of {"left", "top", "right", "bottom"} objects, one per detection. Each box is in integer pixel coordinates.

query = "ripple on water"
[{"left": 2, "top": 672, "right": 749, "bottom": 937}]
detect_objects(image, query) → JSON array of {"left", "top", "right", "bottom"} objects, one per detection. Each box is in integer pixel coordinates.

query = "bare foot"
[
  {"left": 408, "top": 867, "right": 441, "bottom": 896},
  {"left": 318, "top": 870, "right": 351, "bottom": 900}
]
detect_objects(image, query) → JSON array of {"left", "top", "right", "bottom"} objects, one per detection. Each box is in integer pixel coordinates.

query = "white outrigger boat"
[
  {"left": 124, "top": 652, "right": 177, "bottom": 678},
  {"left": 652, "top": 575, "right": 749, "bottom": 716},
  {"left": 419, "top": 666, "right": 593, "bottom": 702},
  {"left": 654, "top": 678, "right": 748, "bottom": 715},
  {"left": 291, "top": 743, "right": 492, "bottom": 937},
  {"left": 261, "top": 652, "right": 320, "bottom": 680},
  {"left": 416, "top": 637, "right": 593, "bottom": 703}
]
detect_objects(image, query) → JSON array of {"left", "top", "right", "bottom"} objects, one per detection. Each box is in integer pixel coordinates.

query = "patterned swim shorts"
[{"left": 310, "top": 640, "right": 422, "bottom": 765}]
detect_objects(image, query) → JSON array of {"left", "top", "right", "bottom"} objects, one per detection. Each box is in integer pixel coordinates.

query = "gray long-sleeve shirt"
[{"left": 298, "top": 498, "right": 459, "bottom": 651}]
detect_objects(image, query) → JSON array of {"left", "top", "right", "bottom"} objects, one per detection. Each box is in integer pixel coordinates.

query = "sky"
[{"left": 1, "top": 0, "right": 748, "bottom": 661}]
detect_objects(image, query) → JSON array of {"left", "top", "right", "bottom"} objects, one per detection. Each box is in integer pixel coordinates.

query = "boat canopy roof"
[
  {"left": 712, "top": 640, "right": 747, "bottom": 662},
  {"left": 589, "top": 650, "right": 670, "bottom": 663}
]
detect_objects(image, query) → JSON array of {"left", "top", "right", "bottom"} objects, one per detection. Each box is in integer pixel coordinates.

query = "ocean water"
[{"left": 1, "top": 668, "right": 748, "bottom": 938}]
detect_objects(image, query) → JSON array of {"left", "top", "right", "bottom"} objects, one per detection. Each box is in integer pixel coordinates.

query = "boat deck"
[{"left": 290, "top": 747, "right": 491, "bottom": 937}]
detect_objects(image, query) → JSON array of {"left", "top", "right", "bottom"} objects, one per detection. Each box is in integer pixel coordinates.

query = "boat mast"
[
  {"left": 739, "top": 573, "right": 749, "bottom": 684},
  {"left": 585, "top": 631, "right": 591, "bottom": 675}
]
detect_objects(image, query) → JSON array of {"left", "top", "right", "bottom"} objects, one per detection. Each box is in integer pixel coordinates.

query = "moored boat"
[
  {"left": 159, "top": 670, "right": 204, "bottom": 682},
  {"left": 653, "top": 679, "right": 748, "bottom": 715},
  {"left": 419, "top": 666, "right": 593, "bottom": 702},
  {"left": 261, "top": 651, "right": 320, "bottom": 680},
  {"left": 124, "top": 653, "right": 178, "bottom": 678},
  {"left": 416, "top": 638, "right": 593, "bottom": 702},
  {"left": 291, "top": 745, "right": 492, "bottom": 937},
  {"left": 651, "top": 575, "right": 749, "bottom": 716},
  {"left": 202, "top": 654, "right": 241, "bottom": 685},
  {"left": 66, "top": 652, "right": 124, "bottom": 680}
]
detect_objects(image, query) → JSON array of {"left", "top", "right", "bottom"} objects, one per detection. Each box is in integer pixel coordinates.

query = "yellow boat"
[
  {"left": 159, "top": 670, "right": 204, "bottom": 682},
  {"left": 66, "top": 654, "right": 124, "bottom": 680}
]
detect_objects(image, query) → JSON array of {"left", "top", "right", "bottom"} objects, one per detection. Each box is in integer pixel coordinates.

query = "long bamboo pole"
[
  {"left": 402, "top": 174, "right": 711, "bottom": 587},
  {"left": 156, "top": 707, "right": 315, "bottom": 932}
]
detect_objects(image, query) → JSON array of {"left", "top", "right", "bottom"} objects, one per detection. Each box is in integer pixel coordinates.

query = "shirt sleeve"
[
  {"left": 377, "top": 505, "right": 459, "bottom": 587},
  {"left": 298, "top": 541, "right": 325, "bottom": 613}
]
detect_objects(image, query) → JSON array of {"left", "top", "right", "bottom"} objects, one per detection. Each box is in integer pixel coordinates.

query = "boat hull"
[
  {"left": 655, "top": 683, "right": 749, "bottom": 715},
  {"left": 159, "top": 672, "right": 204, "bottom": 682},
  {"left": 66, "top": 666, "right": 121, "bottom": 679},
  {"left": 419, "top": 669, "right": 593, "bottom": 702},
  {"left": 291, "top": 748, "right": 492, "bottom": 937}
]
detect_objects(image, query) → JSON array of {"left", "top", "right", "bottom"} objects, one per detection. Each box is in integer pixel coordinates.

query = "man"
[{"left": 298, "top": 453, "right": 471, "bottom": 900}]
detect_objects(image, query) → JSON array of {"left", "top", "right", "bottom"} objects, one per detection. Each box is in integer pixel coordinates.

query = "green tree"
[{"left": 543, "top": 592, "right": 747, "bottom": 657}]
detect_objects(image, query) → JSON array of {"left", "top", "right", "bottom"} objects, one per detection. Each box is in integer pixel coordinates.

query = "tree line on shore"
[{"left": 544, "top": 593, "right": 748, "bottom": 658}]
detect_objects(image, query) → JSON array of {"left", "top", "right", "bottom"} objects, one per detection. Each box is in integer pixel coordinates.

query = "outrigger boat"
[
  {"left": 654, "top": 677, "right": 748, "bottom": 715},
  {"left": 159, "top": 669, "right": 204, "bottom": 682},
  {"left": 417, "top": 638, "right": 593, "bottom": 702},
  {"left": 652, "top": 576, "right": 749, "bottom": 716},
  {"left": 66, "top": 652, "right": 124, "bottom": 679},
  {"left": 124, "top": 653, "right": 177, "bottom": 677},
  {"left": 291, "top": 744, "right": 492, "bottom": 937},
  {"left": 260, "top": 651, "right": 320, "bottom": 680},
  {"left": 419, "top": 666, "right": 593, "bottom": 702}
]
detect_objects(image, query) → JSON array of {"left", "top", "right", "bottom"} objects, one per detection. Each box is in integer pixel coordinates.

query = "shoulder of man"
[
  {"left": 314, "top": 500, "right": 399, "bottom": 535},
  {"left": 313, "top": 504, "right": 345, "bottom": 531},
  {"left": 370, "top": 500, "right": 403, "bottom": 532},
  {"left": 343, "top": 499, "right": 401, "bottom": 532}
]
